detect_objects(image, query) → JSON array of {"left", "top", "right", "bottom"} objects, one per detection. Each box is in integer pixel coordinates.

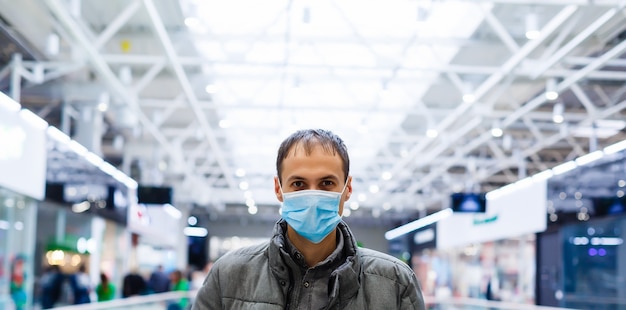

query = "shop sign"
[
  {"left": 0, "top": 98, "right": 47, "bottom": 200},
  {"left": 437, "top": 178, "right": 547, "bottom": 249}
]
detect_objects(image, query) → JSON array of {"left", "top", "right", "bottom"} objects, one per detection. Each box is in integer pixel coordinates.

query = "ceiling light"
[
  {"left": 184, "top": 17, "right": 207, "bottom": 33},
  {"left": 219, "top": 119, "right": 231, "bottom": 128},
  {"left": 552, "top": 161, "right": 576, "bottom": 175},
  {"left": 545, "top": 79, "right": 559, "bottom": 101},
  {"left": 187, "top": 216, "right": 198, "bottom": 226},
  {"left": 491, "top": 122, "right": 503, "bottom": 137},
  {"left": 552, "top": 102, "right": 564, "bottom": 123},
  {"left": 385, "top": 208, "right": 453, "bottom": 240},
  {"left": 239, "top": 181, "right": 249, "bottom": 190},
  {"left": 343, "top": 209, "right": 352, "bottom": 217},
  {"left": 369, "top": 184, "right": 379, "bottom": 193},
  {"left": 357, "top": 194, "right": 367, "bottom": 202},
  {"left": 184, "top": 227, "right": 208, "bottom": 237},
  {"left": 382, "top": 202, "right": 392, "bottom": 210},
  {"left": 426, "top": 128, "right": 438, "bottom": 138},
  {"left": 574, "top": 150, "right": 603, "bottom": 166},
  {"left": 349, "top": 201, "right": 359, "bottom": 210},
  {"left": 205, "top": 84, "right": 218, "bottom": 94},
  {"left": 119, "top": 66, "right": 132, "bottom": 85},
  {"left": 164, "top": 204, "right": 182, "bottom": 219},
  {"left": 97, "top": 92, "right": 109, "bottom": 112},
  {"left": 618, "top": 179, "right": 626, "bottom": 188},
  {"left": 462, "top": 93, "right": 476, "bottom": 103},
  {"left": 248, "top": 205, "right": 258, "bottom": 215},
  {"left": 525, "top": 11, "right": 540, "bottom": 40},
  {"left": 381, "top": 171, "right": 392, "bottom": 180},
  {"left": 46, "top": 33, "right": 60, "bottom": 56},
  {"left": 235, "top": 168, "right": 246, "bottom": 177}
]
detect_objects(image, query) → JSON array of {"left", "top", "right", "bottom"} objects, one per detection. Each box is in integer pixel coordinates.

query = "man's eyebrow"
[
  {"left": 319, "top": 175, "right": 340, "bottom": 181},
  {"left": 286, "top": 175, "right": 340, "bottom": 182}
]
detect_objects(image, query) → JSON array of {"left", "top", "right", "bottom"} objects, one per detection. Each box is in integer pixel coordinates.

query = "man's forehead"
[{"left": 286, "top": 140, "right": 334, "bottom": 156}]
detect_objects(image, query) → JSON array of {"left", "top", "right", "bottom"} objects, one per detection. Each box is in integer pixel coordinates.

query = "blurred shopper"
[
  {"left": 192, "top": 129, "right": 425, "bottom": 309},
  {"left": 10, "top": 256, "right": 27, "bottom": 310},
  {"left": 148, "top": 264, "right": 171, "bottom": 294},
  {"left": 190, "top": 261, "right": 213, "bottom": 291},
  {"left": 40, "top": 265, "right": 64, "bottom": 309},
  {"left": 69, "top": 264, "right": 91, "bottom": 304},
  {"left": 168, "top": 269, "right": 189, "bottom": 310},
  {"left": 122, "top": 270, "right": 147, "bottom": 297},
  {"left": 96, "top": 273, "right": 116, "bottom": 302}
]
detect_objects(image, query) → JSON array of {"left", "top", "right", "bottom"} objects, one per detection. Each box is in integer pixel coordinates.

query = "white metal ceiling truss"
[{"left": 2, "top": 0, "right": 626, "bottom": 221}]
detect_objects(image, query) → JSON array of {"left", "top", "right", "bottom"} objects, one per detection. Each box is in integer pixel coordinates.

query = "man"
[
  {"left": 193, "top": 129, "right": 425, "bottom": 309},
  {"left": 148, "top": 265, "right": 170, "bottom": 294}
]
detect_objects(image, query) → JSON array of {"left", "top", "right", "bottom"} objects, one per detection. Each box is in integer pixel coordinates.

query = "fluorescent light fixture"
[
  {"left": 112, "top": 170, "right": 137, "bottom": 189},
  {"left": 98, "top": 161, "right": 118, "bottom": 176},
  {"left": 462, "top": 93, "right": 476, "bottom": 103},
  {"left": 164, "top": 203, "right": 182, "bottom": 219},
  {"left": 574, "top": 150, "right": 604, "bottom": 166},
  {"left": 85, "top": 152, "right": 104, "bottom": 167},
  {"left": 604, "top": 139, "right": 626, "bottom": 155},
  {"left": 68, "top": 140, "right": 88, "bottom": 156},
  {"left": 71, "top": 201, "right": 91, "bottom": 213},
  {"left": 47, "top": 126, "right": 71, "bottom": 144},
  {"left": 590, "top": 237, "right": 623, "bottom": 246},
  {"left": 426, "top": 129, "right": 438, "bottom": 138},
  {"left": 486, "top": 177, "right": 531, "bottom": 201},
  {"left": 545, "top": 79, "right": 559, "bottom": 101},
  {"left": 184, "top": 226, "right": 208, "bottom": 237},
  {"left": 0, "top": 92, "right": 21, "bottom": 112},
  {"left": 384, "top": 208, "right": 453, "bottom": 240},
  {"left": 532, "top": 169, "right": 554, "bottom": 182},
  {"left": 552, "top": 161, "right": 577, "bottom": 175},
  {"left": 19, "top": 109, "right": 48, "bottom": 130},
  {"left": 525, "top": 11, "right": 540, "bottom": 40},
  {"left": 491, "top": 121, "right": 503, "bottom": 137},
  {"left": 552, "top": 102, "right": 564, "bottom": 123}
]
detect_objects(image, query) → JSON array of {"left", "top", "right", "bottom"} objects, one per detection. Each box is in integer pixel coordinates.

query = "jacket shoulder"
[{"left": 357, "top": 247, "right": 415, "bottom": 284}]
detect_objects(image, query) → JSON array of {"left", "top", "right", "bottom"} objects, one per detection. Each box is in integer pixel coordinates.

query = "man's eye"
[
  {"left": 321, "top": 180, "right": 334, "bottom": 187},
  {"left": 292, "top": 181, "right": 305, "bottom": 188}
]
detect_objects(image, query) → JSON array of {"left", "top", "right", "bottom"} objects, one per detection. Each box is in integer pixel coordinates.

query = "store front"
[
  {"left": 0, "top": 92, "right": 48, "bottom": 309},
  {"left": 420, "top": 177, "right": 548, "bottom": 303}
]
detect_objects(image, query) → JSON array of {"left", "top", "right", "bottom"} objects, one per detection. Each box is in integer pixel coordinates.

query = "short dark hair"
[{"left": 276, "top": 129, "right": 350, "bottom": 183}]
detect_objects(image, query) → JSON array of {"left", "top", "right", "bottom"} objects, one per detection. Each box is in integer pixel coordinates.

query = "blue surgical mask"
[{"left": 280, "top": 183, "right": 347, "bottom": 244}]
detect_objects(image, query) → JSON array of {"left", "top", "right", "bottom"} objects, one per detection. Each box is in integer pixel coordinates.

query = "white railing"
[
  {"left": 49, "top": 293, "right": 588, "bottom": 310},
  {"left": 51, "top": 290, "right": 198, "bottom": 310},
  {"left": 424, "top": 296, "right": 581, "bottom": 310}
]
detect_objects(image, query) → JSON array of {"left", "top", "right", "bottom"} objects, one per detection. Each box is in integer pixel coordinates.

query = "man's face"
[{"left": 275, "top": 142, "right": 352, "bottom": 215}]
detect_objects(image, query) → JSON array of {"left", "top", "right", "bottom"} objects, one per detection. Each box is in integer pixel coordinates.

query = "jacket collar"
[{"left": 268, "top": 219, "right": 362, "bottom": 305}]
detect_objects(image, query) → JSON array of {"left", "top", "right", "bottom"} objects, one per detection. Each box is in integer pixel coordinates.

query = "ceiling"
[{"left": 1, "top": 0, "right": 626, "bottom": 224}]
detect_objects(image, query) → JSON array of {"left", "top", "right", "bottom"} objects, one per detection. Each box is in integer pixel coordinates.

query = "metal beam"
[
  {"left": 44, "top": 0, "right": 180, "bottom": 165},
  {"left": 94, "top": 0, "right": 141, "bottom": 49},
  {"left": 378, "top": 5, "right": 579, "bottom": 194},
  {"left": 530, "top": 1, "right": 626, "bottom": 79},
  {"left": 142, "top": 0, "right": 237, "bottom": 190}
]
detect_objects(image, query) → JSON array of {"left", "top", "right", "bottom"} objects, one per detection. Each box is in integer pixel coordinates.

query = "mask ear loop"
[{"left": 277, "top": 177, "right": 285, "bottom": 196}]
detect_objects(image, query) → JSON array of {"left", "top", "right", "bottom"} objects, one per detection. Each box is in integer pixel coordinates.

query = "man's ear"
[
  {"left": 274, "top": 176, "right": 283, "bottom": 202},
  {"left": 344, "top": 176, "right": 353, "bottom": 201}
]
